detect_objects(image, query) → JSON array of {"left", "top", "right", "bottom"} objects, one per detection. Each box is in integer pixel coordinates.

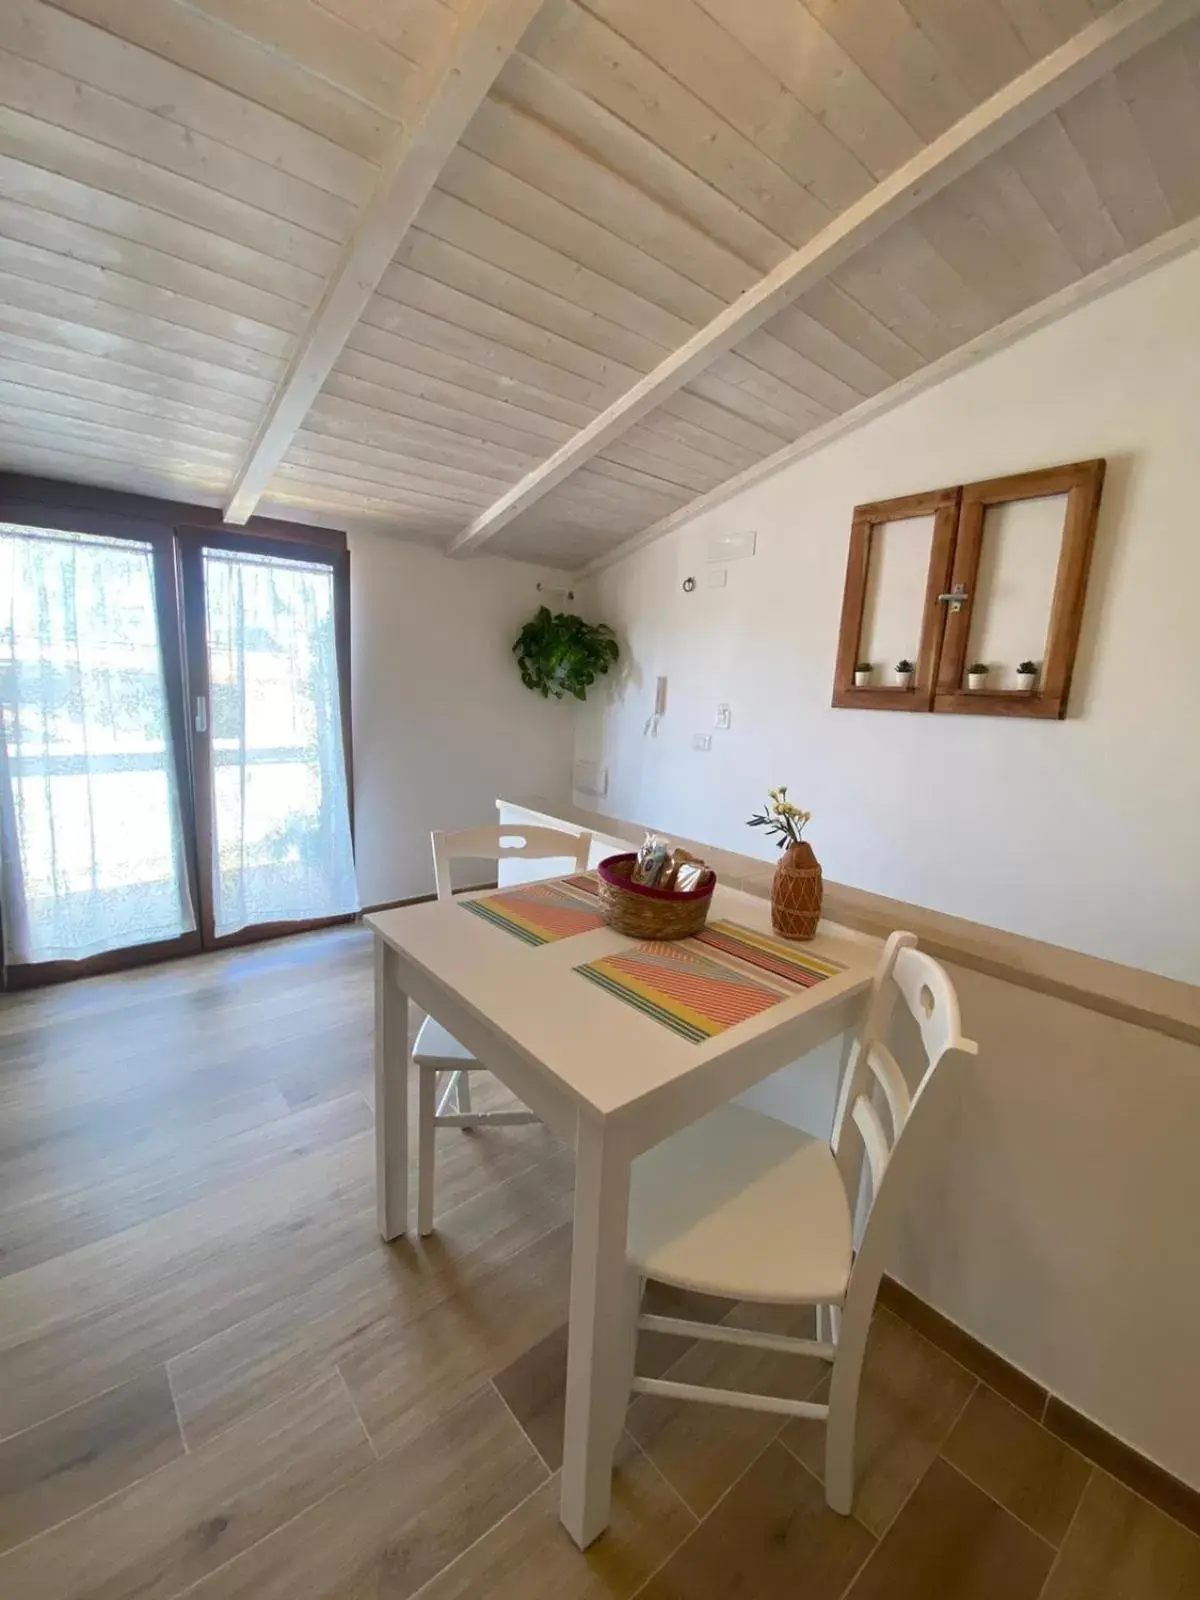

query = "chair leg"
[
  {"left": 824, "top": 1292, "right": 871, "bottom": 1516},
  {"left": 417, "top": 1063, "right": 437, "bottom": 1236},
  {"left": 608, "top": 1269, "right": 644, "bottom": 1464},
  {"left": 455, "top": 1070, "right": 473, "bottom": 1118}
]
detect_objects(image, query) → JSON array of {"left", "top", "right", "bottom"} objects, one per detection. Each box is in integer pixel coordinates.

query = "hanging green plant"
[{"left": 512, "top": 606, "right": 619, "bottom": 701}]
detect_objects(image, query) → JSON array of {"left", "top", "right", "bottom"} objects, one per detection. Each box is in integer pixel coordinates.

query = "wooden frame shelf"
[
  {"left": 832, "top": 487, "right": 960, "bottom": 713},
  {"left": 832, "top": 459, "right": 1105, "bottom": 720}
]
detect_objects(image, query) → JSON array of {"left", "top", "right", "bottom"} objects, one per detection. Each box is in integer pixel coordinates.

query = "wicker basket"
[{"left": 596, "top": 853, "right": 715, "bottom": 939}]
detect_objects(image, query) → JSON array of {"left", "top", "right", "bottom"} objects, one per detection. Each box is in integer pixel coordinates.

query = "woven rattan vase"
[{"left": 771, "top": 842, "right": 822, "bottom": 941}]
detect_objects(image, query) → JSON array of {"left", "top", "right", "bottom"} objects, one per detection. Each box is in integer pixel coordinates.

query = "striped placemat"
[
  {"left": 574, "top": 921, "right": 846, "bottom": 1043},
  {"left": 460, "top": 875, "right": 604, "bottom": 946}
]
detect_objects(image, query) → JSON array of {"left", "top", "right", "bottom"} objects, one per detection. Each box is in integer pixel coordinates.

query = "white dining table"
[{"left": 367, "top": 878, "right": 880, "bottom": 1548}]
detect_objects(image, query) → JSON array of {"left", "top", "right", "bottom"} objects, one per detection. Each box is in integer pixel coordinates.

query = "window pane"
[
  {"left": 203, "top": 548, "right": 357, "bottom": 936},
  {"left": 0, "top": 523, "right": 195, "bottom": 964}
]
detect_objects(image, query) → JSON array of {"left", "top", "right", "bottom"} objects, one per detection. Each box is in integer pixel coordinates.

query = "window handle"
[{"left": 194, "top": 695, "right": 208, "bottom": 734}]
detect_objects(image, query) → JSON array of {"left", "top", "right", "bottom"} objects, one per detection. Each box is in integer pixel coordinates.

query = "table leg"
[
  {"left": 373, "top": 937, "right": 409, "bottom": 1241},
  {"left": 561, "top": 1112, "right": 634, "bottom": 1549}
]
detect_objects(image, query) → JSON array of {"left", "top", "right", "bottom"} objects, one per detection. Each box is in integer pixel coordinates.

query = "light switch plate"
[
  {"left": 715, "top": 703, "right": 731, "bottom": 730},
  {"left": 691, "top": 733, "right": 712, "bottom": 752},
  {"left": 573, "top": 759, "right": 608, "bottom": 796}
]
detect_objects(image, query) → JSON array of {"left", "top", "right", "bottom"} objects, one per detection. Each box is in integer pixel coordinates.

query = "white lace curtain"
[
  {"left": 0, "top": 523, "right": 196, "bottom": 965},
  {"left": 202, "top": 547, "right": 358, "bottom": 937}
]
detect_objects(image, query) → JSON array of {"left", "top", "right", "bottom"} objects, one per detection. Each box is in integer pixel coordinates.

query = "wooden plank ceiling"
[{"left": 1, "top": 0, "right": 1198, "bottom": 567}]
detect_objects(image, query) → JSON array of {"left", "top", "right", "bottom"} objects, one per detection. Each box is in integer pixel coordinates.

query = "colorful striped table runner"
[
  {"left": 460, "top": 875, "right": 605, "bottom": 946},
  {"left": 574, "top": 921, "right": 847, "bottom": 1043}
]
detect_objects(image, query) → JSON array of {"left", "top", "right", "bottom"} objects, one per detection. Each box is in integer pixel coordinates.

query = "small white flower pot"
[
  {"left": 893, "top": 669, "right": 914, "bottom": 689},
  {"left": 1017, "top": 671, "right": 1037, "bottom": 693},
  {"left": 967, "top": 671, "right": 989, "bottom": 691},
  {"left": 854, "top": 669, "right": 871, "bottom": 688}
]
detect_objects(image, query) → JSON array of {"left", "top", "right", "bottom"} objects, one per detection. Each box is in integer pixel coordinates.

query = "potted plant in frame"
[
  {"left": 747, "top": 786, "right": 822, "bottom": 941},
  {"left": 893, "top": 658, "right": 915, "bottom": 689},
  {"left": 1017, "top": 659, "right": 1039, "bottom": 692},
  {"left": 853, "top": 662, "right": 872, "bottom": 688},
  {"left": 967, "top": 661, "right": 990, "bottom": 691}
]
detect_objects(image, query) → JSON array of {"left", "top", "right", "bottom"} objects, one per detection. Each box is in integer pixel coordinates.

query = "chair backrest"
[
  {"left": 430, "top": 824, "right": 593, "bottom": 902},
  {"left": 832, "top": 933, "right": 978, "bottom": 1284}
]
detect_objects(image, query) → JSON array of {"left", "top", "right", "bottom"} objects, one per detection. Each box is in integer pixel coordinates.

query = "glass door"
[
  {"left": 0, "top": 521, "right": 199, "bottom": 978},
  {"left": 179, "top": 532, "right": 357, "bottom": 946}
]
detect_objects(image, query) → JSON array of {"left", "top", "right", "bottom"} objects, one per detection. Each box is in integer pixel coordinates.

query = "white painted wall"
[
  {"left": 578, "top": 248, "right": 1200, "bottom": 984},
  {"left": 570, "top": 251, "right": 1200, "bottom": 1486},
  {"left": 349, "top": 535, "right": 574, "bottom": 906}
]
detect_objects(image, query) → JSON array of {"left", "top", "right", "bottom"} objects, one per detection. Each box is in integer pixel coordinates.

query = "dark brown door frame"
[{"left": 0, "top": 476, "right": 353, "bottom": 986}]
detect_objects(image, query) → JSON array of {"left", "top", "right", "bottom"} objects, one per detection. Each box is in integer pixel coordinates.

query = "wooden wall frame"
[
  {"left": 832, "top": 459, "right": 1105, "bottom": 720},
  {"left": 934, "top": 459, "right": 1106, "bottom": 719},
  {"left": 832, "top": 487, "right": 960, "bottom": 712}
]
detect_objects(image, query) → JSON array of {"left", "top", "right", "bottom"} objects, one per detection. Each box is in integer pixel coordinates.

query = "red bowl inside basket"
[{"left": 597, "top": 852, "right": 716, "bottom": 902}]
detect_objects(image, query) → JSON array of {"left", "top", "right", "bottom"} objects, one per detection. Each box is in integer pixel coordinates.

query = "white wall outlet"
[
  {"left": 715, "top": 703, "right": 732, "bottom": 730},
  {"left": 705, "top": 566, "right": 728, "bottom": 588},
  {"left": 691, "top": 733, "right": 712, "bottom": 752},
  {"left": 573, "top": 759, "right": 608, "bottom": 797}
]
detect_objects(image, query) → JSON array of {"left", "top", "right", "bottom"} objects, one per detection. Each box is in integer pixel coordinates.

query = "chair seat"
[
  {"left": 412, "top": 1015, "right": 477, "bottom": 1067},
  {"left": 627, "top": 1104, "right": 853, "bottom": 1306}
]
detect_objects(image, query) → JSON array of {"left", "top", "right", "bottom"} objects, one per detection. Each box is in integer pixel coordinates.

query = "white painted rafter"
[
  {"left": 223, "top": 0, "right": 549, "bottom": 525},
  {"left": 449, "top": 0, "right": 1200, "bottom": 557},
  {"left": 581, "top": 219, "right": 1200, "bottom": 576}
]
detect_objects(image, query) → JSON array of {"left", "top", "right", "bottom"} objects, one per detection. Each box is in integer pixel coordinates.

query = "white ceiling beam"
[
  {"left": 223, "top": 0, "right": 548, "bottom": 525},
  {"left": 450, "top": 0, "right": 1199, "bottom": 556},
  {"left": 580, "top": 219, "right": 1200, "bottom": 577}
]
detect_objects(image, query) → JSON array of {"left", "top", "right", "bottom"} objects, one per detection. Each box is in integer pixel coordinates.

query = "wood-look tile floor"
[{"left": 1, "top": 926, "right": 1197, "bottom": 1599}]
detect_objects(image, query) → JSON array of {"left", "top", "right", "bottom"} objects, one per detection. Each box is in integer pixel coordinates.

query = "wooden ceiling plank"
[
  {"left": 0, "top": 303, "right": 278, "bottom": 402},
  {"left": 792, "top": 280, "right": 925, "bottom": 383},
  {"left": 898, "top": 0, "right": 1034, "bottom": 99},
  {"left": 223, "top": 0, "right": 551, "bottom": 524},
  {"left": 0, "top": 269, "right": 285, "bottom": 382},
  {"left": 465, "top": 87, "right": 767, "bottom": 298},
  {"left": 519, "top": 1, "right": 833, "bottom": 246},
  {"left": 657, "top": 390, "right": 790, "bottom": 456},
  {"left": 374, "top": 266, "right": 641, "bottom": 389},
  {"left": 0, "top": 234, "right": 295, "bottom": 358},
  {"left": 320, "top": 363, "right": 573, "bottom": 446},
  {"left": 167, "top": 0, "right": 422, "bottom": 118},
  {"left": 994, "top": 0, "right": 1100, "bottom": 56},
  {"left": 0, "top": 330, "right": 267, "bottom": 421},
  {"left": 692, "top": 0, "right": 924, "bottom": 179},
  {"left": 339, "top": 323, "right": 599, "bottom": 425},
  {"left": 1114, "top": 27, "right": 1200, "bottom": 222},
  {"left": 0, "top": 373, "right": 255, "bottom": 443},
  {"left": 573, "top": 0, "right": 875, "bottom": 212},
  {"left": 452, "top": 0, "right": 1197, "bottom": 555},
  {"left": 0, "top": 49, "right": 357, "bottom": 243},
  {"left": 0, "top": 109, "right": 340, "bottom": 279},
  {"left": 352, "top": 297, "right": 623, "bottom": 409},
  {"left": 0, "top": 152, "right": 324, "bottom": 308},
  {"left": 289, "top": 427, "right": 520, "bottom": 493},
  {"left": 764, "top": 303, "right": 906, "bottom": 398},
  {"left": 1058, "top": 70, "right": 1178, "bottom": 246},
  {"left": 391, "top": 229, "right": 670, "bottom": 371},
  {"left": 43, "top": 0, "right": 393, "bottom": 161},
  {"left": 0, "top": 196, "right": 308, "bottom": 336},
  {"left": 5, "top": 1, "right": 375, "bottom": 201},
  {"left": 273, "top": 460, "right": 495, "bottom": 512},
  {"left": 0, "top": 437, "right": 229, "bottom": 496},
  {"left": 438, "top": 144, "right": 725, "bottom": 326},
  {"left": 1003, "top": 113, "right": 1128, "bottom": 273},
  {"left": 0, "top": 404, "right": 241, "bottom": 464},
  {"left": 307, "top": 392, "right": 541, "bottom": 474},
  {"left": 412, "top": 186, "right": 699, "bottom": 348},
  {"left": 798, "top": 0, "right": 978, "bottom": 141}
]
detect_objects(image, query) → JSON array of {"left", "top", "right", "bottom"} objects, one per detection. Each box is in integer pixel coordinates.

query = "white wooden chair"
[
  {"left": 415, "top": 823, "right": 592, "bottom": 1235},
  {"left": 615, "top": 932, "right": 978, "bottom": 1514}
]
